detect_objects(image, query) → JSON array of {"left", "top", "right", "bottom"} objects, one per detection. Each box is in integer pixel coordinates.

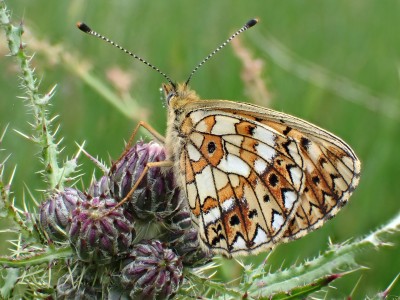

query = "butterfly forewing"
[{"left": 177, "top": 108, "right": 306, "bottom": 256}]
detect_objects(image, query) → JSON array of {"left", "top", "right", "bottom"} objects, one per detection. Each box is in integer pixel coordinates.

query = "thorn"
[
  {"left": 75, "top": 141, "right": 109, "bottom": 173},
  {"left": 349, "top": 275, "right": 363, "bottom": 299},
  {"left": 378, "top": 273, "right": 400, "bottom": 299},
  {"left": 74, "top": 141, "right": 86, "bottom": 160},
  {"left": 47, "top": 84, "right": 57, "bottom": 97},
  {"left": 13, "top": 129, "right": 33, "bottom": 141},
  {"left": 8, "top": 165, "right": 17, "bottom": 186},
  {"left": 0, "top": 124, "right": 10, "bottom": 143}
]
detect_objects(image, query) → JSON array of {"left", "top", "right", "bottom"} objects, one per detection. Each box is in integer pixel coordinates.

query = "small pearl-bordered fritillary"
[{"left": 78, "top": 19, "right": 360, "bottom": 257}]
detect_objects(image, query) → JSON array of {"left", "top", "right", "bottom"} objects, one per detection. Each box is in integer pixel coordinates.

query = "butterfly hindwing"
[
  {"left": 236, "top": 108, "right": 361, "bottom": 242},
  {"left": 178, "top": 109, "right": 306, "bottom": 256}
]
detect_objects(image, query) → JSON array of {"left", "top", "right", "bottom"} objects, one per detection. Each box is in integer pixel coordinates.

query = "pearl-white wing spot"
[
  {"left": 282, "top": 190, "right": 297, "bottom": 209},
  {"left": 253, "top": 227, "right": 269, "bottom": 246},
  {"left": 221, "top": 197, "right": 235, "bottom": 212},
  {"left": 211, "top": 115, "right": 240, "bottom": 135},
  {"left": 255, "top": 142, "right": 276, "bottom": 162},
  {"left": 252, "top": 126, "right": 277, "bottom": 147},
  {"left": 187, "top": 143, "right": 202, "bottom": 161},
  {"left": 217, "top": 154, "right": 251, "bottom": 177},
  {"left": 286, "top": 140, "right": 303, "bottom": 166},
  {"left": 195, "top": 165, "right": 218, "bottom": 204},
  {"left": 254, "top": 158, "right": 268, "bottom": 175},
  {"left": 204, "top": 207, "right": 221, "bottom": 226},
  {"left": 289, "top": 166, "right": 303, "bottom": 189},
  {"left": 232, "top": 235, "right": 247, "bottom": 250},
  {"left": 272, "top": 211, "right": 284, "bottom": 231}
]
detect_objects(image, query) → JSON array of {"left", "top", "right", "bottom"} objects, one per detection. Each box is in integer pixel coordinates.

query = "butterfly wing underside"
[
  {"left": 177, "top": 109, "right": 307, "bottom": 256},
  {"left": 253, "top": 117, "right": 361, "bottom": 242}
]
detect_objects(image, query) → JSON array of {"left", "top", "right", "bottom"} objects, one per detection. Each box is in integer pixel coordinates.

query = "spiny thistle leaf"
[
  {"left": 0, "top": 0, "right": 79, "bottom": 193},
  {"left": 0, "top": 268, "right": 19, "bottom": 299},
  {"left": 244, "top": 213, "right": 400, "bottom": 298}
]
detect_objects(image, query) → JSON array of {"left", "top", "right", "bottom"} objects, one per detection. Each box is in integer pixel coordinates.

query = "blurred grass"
[{"left": 1, "top": 0, "right": 399, "bottom": 298}]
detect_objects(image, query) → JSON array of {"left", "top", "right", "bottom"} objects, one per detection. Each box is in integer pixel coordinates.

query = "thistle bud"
[
  {"left": 169, "top": 227, "right": 212, "bottom": 266},
  {"left": 69, "top": 197, "right": 135, "bottom": 264},
  {"left": 109, "top": 141, "right": 183, "bottom": 221},
  {"left": 120, "top": 240, "right": 183, "bottom": 300},
  {"left": 56, "top": 268, "right": 102, "bottom": 299},
  {"left": 39, "top": 188, "right": 85, "bottom": 241},
  {"left": 87, "top": 175, "right": 110, "bottom": 198}
]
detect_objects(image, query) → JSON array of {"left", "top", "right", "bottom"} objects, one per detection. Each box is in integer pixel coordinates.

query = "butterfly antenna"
[
  {"left": 185, "top": 18, "right": 258, "bottom": 86},
  {"left": 77, "top": 22, "right": 175, "bottom": 88}
]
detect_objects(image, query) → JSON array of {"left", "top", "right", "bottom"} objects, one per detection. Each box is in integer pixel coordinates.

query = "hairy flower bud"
[
  {"left": 121, "top": 240, "right": 183, "bottom": 299},
  {"left": 109, "top": 141, "right": 183, "bottom": 221},
  {"left": 87, "top": 175, "right": 110, "bottom": 198},
  {"left": 56, "top": 267, "right": 102, "bottom": 299},
  {"left": 39, "top": 188, "right": 85, "bottom": 241},
  {"left": 69, "top": 197, "right": 135, "bottom": 264},
  {"left": 169, "top": 227, "right": 212, "bottom": 266}
]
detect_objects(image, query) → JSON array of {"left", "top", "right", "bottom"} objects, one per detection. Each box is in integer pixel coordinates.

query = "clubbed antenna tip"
[
  {"left": 76, "top": 21, "right": 175, "bottom": 86},
  {"left": 247, "top": 18, "right": 258, "bottom": 28},
  {"left": 76, "top": 22, "right": 91, "bottom": 33},
  {"left": 185, "top": 18, "right": 259, "bottom": 86}
]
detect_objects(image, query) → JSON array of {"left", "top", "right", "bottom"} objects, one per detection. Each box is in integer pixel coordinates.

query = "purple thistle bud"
[
  {"left": 167, "top": 226, "right": 212, "bottom": 267},
  {"left": 121, "top": 240, "right": 183, "bottom": 300},
  {"left": 56, "top": 266, "right": 102, "bottom": 299},
  {"left": 87, "top": 175, "right": 110, "bottom": 199},
  {"left": 69, "top": 197, "right": 135, "bottom": 264},
  {"left": 39, "top": 188, "right": 85, "bottom": 241},
  {"left": 109, "top": 141, "right": 184, "bottom": 221}
]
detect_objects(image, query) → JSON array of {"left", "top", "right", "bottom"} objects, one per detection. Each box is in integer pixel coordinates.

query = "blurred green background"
[{"left": 1, "top": 0, "right": 400, "bottom": 298}]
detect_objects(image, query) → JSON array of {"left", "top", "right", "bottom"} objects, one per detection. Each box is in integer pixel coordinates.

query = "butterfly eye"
[{"left": 166, "top": 92, "right": 176, "bottom": 105}]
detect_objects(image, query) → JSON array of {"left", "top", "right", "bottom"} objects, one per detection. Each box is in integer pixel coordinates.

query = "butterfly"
[{"left": 78, "top": 19, "right": 361, "bottom": 257}]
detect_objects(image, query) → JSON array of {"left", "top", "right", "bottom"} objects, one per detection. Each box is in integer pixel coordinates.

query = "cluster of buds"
[{"left": 38, "top": 141, "right": 211, "bottom": 299}]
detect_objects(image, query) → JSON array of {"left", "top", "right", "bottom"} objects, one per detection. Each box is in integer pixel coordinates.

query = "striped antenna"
[
  {"left": 77, "top": 22, "right": 175, "bottom": 88},
  {"left": 185, "top": 18, "right": 258, "bottom": 86}
]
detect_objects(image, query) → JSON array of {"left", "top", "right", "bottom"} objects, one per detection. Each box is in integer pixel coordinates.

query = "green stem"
[
  {"left": 0, "top": 1, "right": 65, "bottom": 191},
  {"left": 0, "top": 246, "right": 73, "bottom": 267}
]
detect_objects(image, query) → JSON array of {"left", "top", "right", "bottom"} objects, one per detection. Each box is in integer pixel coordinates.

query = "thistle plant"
[{"left": 1, "top": 1, "right": 400, "bottom": 299}]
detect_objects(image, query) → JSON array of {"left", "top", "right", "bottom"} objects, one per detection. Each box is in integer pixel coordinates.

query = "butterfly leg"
[
  {"left": 113, "top": 160, "right": 174, "bottom": 209},
  {"left": 114, "top": 121, "right": 166, "bottom": 168}
]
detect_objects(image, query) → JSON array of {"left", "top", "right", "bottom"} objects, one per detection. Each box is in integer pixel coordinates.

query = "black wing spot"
[
  {"left": 211, "top": 234, "right": 226, "bottom": 246},
  {"left": 247, "top": 125, "right": 256, "bottom": 136},
  {"left": 269, "top": 173, "right": 279, "bottom": 187},
  {"left": 301, "top": 137, "right": 311, "bottom": 150},
  {"left": 248, "top": 209, "right": 258, "bottom": 219},
  {"left": 213, "top": 223, "right": 223, "bottom": 234},
  {"left": 312, "top": 176, "right": 320, "bottom": 185},
  {"left": 208, "top": 141, "right": 216, "bottom": 154},
  {"left": 230, "top": 215, "right": 240, "bottom": 226},
  {"left": 263, "top": 194, "right": 270, "bottom": 202},
  {"left": 319, "top": 157, "right": 327, "bottom": 166},
  {"left": 283, "top": 126, "right": 292, "bottom": 135}
]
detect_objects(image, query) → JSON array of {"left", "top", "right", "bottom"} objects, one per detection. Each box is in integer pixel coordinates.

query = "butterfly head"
[{"left": 162, "top": 82, "right": 200, "bottom": 109}]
